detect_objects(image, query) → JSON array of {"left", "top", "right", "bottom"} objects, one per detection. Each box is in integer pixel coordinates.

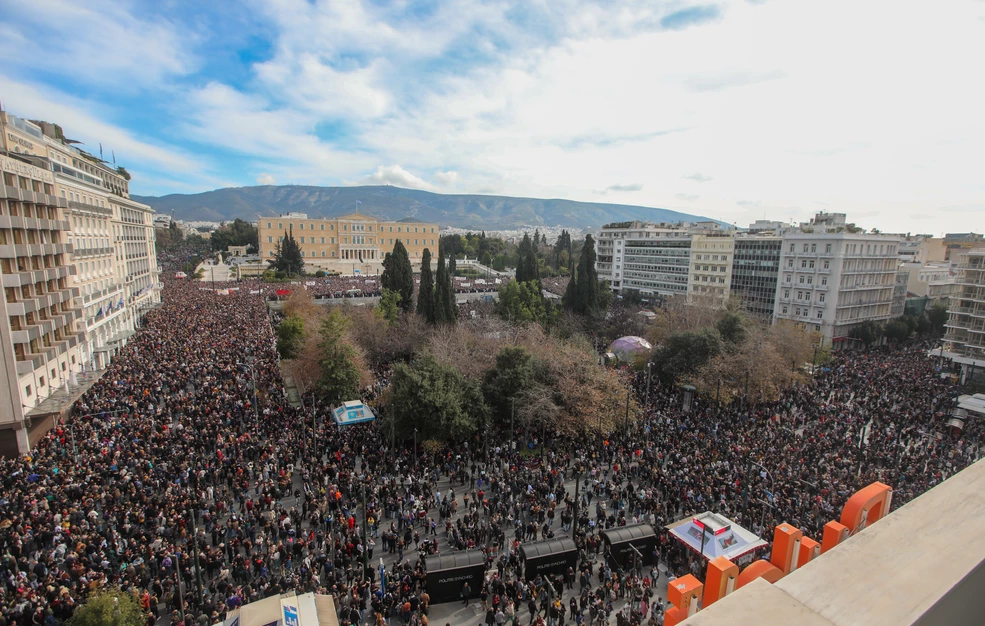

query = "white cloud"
[
  {"left": 684, "top": 173, "right": 713, "bottom": 183},
  {"left": 360, "top": 165, "right": 435, "bottom": 191},
  {"left": 256, "top": 174, "right": 277, "bottom": 185},
  {"left": 0, "top": 0, "right": 193, "bottom": 89},
  {"left": 434, "top": 171, "right": 459, "bottom": 187},
  {"left": 0, "top": 76, "right": 205, "bottom": 175}
]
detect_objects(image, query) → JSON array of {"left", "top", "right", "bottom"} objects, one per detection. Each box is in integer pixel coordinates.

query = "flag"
[
  {"left": 95, "top": 306, "right": 103, "bottom": 317},
  {"left": 118, "top": 298, "right": 124, "bottom": 309}
]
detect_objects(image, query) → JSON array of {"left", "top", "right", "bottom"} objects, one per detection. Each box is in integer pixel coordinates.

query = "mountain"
[{"left": 133, "top": 185, "right": 719, "bottom": 230}]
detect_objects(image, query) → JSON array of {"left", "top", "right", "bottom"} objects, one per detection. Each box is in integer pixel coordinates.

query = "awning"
[
  {"left": 109, "top": 329, "right": 136, "bottom": 344},
  {"left": 26, "top": 369, "right": 107, "bottom": 419},
  {"left": 667, "top": 512, "right": 767, "bottom": 562}
]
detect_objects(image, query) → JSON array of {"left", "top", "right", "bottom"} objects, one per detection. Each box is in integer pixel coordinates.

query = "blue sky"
[{"left": 1, "top": 0, "right": 983, "bottom": 233}]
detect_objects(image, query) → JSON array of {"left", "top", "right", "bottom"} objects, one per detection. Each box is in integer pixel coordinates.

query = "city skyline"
[{"left": 1, "top": 0, "right": 983, "bottom": 234}]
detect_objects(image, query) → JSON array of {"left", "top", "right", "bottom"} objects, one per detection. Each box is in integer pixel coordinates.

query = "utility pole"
[
  {"left": 511, "top": 397, "right": 515, "bottom": 452},
  {"left": 625, "top": 389, "right": 631, "bottom": 432},
  {"left": 175, "top": 551, "right": 185, "bottom": 623},
  {"left": 645, "top": 361, "right": 653, "bottom": 408},
  {"left": 362, "top": 480, "right": 369, "bottom": 578}
]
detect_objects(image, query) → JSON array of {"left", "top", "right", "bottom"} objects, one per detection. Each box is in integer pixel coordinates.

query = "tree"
[
  {"left": 927, "top": 304, "right": 948, "bottom": 335},
  {"left": 435, "top": 247, "right": 456, "bottom": 324},
  {"left": 483, "top": 346, "right": 535, "bottom": 424},
  {"left": 653, "top": 328, "right": 723, "bottom": 384},
  {"left": 717, "top": 310, "right": 747, "bottom": 347},
  {"left": 851, "top": 320, "right": 884, "bottom": 347},
  {"left": 883, "top": 318, "right": 911, "bottom": 343},
  {"left": 448, "top": 254, "right": 457, "bottom": 277},
  {"left": 480, "top": 251, "right": 492, "bottom": 268},
  {"left": 381, "top": 240, "right": 414, "bottom": 312},
  {"left": 210, "top": 218, "right": 258, "bottom": 252},
  {"left": 276, "top": 315, "right": 305, "bottom": 358},
  {"left": 417, "top": 248, "right": 436, "bottom": 324},
  {"left": 68, "top": 587, "right": 146, "bottom": 626},
  {"left": 317, "top": 309, "right": 362, "bottom": 405},
  {"left": 387, "top": 353, "right": 486, "bottom": 441},
  {"left": 565, "top": 234, "right": 602, "bottom": 315},
  {"left": 268, "top": 231, "right": 304, "bottom": 276},
  {"left": 376, "top": 288, "right": 402, "bottom": 326},
  {"left": 516, "top": 234, "right": 540, "bottom": 284},
  {"left": 553, "top": 230, "right": 572, "bottom": 270},
  {"left": 496, "top": 281, "right": 555, "bottom": 326}
]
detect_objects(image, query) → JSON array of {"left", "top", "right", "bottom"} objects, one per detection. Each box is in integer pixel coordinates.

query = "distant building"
[
  {"left": 943, "top": 249, "right": 985, "bottom": 379},
  {"left": 730, "top": 235, "right": 782, "bottom": 319},
  {"left": 900, "top": 261, "right": 956, "bottom": 305},
  {"left": 687, "top": 234, "right": 735, "bottom": 302},
  {"left": 772, "top": 213, "right": 901, "bottom": 345},
  {"left": 595, "top": 220, "right": 724, "bottom": 298},
  {"left": 897, "top": 234, "right": 946, "bottom": 264},
  {"left": 258, "top": 213, "right": 439, "bottom": 275}
]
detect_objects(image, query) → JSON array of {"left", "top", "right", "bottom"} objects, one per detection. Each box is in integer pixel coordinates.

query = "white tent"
[{"left": 666, "top": 512, "right": 767, "bottom": 563}]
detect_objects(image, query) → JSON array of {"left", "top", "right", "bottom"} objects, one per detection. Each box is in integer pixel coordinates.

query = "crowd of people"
[
  {"left": 0, "top": 247, "right": 980, "bottom": 626},
  {"left": 258, "top": 274, "right": 504, "bottom": 301}
]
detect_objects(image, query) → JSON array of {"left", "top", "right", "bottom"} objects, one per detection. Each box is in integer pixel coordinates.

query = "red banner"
[{"left": 275, "top": 289, "right": 292, "bottom": 296}]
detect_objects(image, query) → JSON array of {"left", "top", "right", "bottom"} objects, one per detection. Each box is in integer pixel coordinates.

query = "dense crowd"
[
  {"left": 0, "top": 249, "right": 980, "bottom": 626},
  {"left": 258, "top": 274, "right": 505, "bottom": 301}
]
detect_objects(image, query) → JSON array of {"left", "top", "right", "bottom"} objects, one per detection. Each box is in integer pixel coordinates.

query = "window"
[
  {"left": 278, "top": 223, "right": 283, "bottom": 229},
  {"left": 299, "top": 237, "right": 305, "bottom": 243},
  {"left": 25, "top": 384, "right": 31, "bottom": 397},
  {"left": 788, "top": 259, "right": 794, "bottom": 268},
  {"left": 267, "top": 222, "right": 271, "bottom": 229},
  {"left": 802, "top": 244, "right": 809, "bottom": 252},
  {"left": 825, "top": 244, "right": 832, "bottom": 253},
  {"left": 823, "top": 260, "right": 830, "bottom": 269},
  {"left": 821, "top": 277, "right": 827, "bottom": 286},
  {"left": 816, "top": 311, "right": 823, "bottom": 319},
  {"left": 331, "top": 237, "right": 335, "bottom": 244},
  {"left": 784, "top": 289, "right": 790, "bottom": 298},
  {"left": 39, "top": 376, "right": 45, "bottom": 387},
  {"left": 809, "top": 260, "right": 815, "bottom": 269},
  {"left": 267, "top": 236, "right": 272, "bottom": 243},
  {"left": 819, "top": 294, "right": 825, "bottom": 303},
  {"left": 321, "top": 237, "right": 325, "bottom": 244},
  {"left": 782, "top": 306, "right": 788, "bottom": 314},
  {"left": 321, "top": 224, "right": 325, "bottom": 230},
  {"left": 801, "top": 260, "right": 807, "bottom": 268},
  {"left": 300, "top": 223, "right": 304, "bottom": 230},
  {"left": 811, "top": 244, "right": 816, "bottom": 253}
]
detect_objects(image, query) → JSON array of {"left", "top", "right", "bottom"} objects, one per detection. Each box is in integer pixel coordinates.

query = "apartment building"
[
  {"left": 897, "top": 234, "right": 946, "bottom": 264},
  {"left": 0, "top": 151, "right": 82, "bottom": 455},
  {"left": 730, "top": 236, "right": 782, "bottom": 319},
  {"left": 258, "top": 213, "right": 439, "bottom": 274},
  {"left": 687, "top": 234, "right": 735, "bottom": 301},
  {"left": 772, "top": 213, "right": 901, "bottom": 343},
  {"left": 900, "top": 262, "right": 956, "bottom": 305},
  {"left": 596, "top": 220, "right": 724, "bottom": 298},
  {"left": 944, "top": 249, "right": 985, "bottom": 382}
]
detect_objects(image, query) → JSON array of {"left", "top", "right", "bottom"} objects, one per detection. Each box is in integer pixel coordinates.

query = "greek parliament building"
[
  {"left": 0, "top": 111, "right": 159, "bottom": 456},
  {"left": 258, "top": 212, "right": 439, "bottom": 274}
]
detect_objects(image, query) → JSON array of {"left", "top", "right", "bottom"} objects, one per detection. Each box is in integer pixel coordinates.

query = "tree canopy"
[
  {"left": 317, "top": 309, "right": 362, "bottom": 405},
  {"left": 564, "top": 234, "right": 604, "bottom": 315},
  {"left": 276, "top": 315, "right": 305, "bottom": 358},
  {"left": 68, "top": 587, "right": 146, "bottom": 626},
  {"left": 516, "top": 233, "right": 541, "bottom": 284},
  {"left": 210, "top": 218, "right": 258, "bottom": 252},
  {"left": 268, "top": 231, "right": 304, "bottom": 276},
  {"left": 496, "top": 280, "right": 556, "bottom": 326},
  {"left": 381, "top": 240, "right": 414, "bottom": 311},
  {"left": 387, "top": 353, "right": 486, "bottom": 441},
  {"left": 417, "top": 248, "right": 436, "bottom": 324}
]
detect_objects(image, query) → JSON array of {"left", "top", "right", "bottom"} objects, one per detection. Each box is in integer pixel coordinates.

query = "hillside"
[{"left": 133, "top": 185, "right": 717, "bottom": 230}]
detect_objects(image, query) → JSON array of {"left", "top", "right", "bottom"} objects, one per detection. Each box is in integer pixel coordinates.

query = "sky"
[{"left": 1, "top": 0, "right": 983, "bottom": 233}]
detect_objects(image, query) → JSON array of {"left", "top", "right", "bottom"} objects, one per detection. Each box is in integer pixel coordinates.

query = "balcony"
[{"left": 68, "top": 200, "right": 113, "bottom": 217}]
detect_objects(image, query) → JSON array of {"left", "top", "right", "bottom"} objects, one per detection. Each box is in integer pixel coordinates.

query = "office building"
[
  {"left": 730, "top": 236, "right": 782, "bottom": 319},
  {"left": 773, "top": 213, "right": 901, "bottom": 344},
  {"left": 687, "top": 234, "right": 735, "bottom": 301},
  {"left": 258, "top": 213, "right": 439, "bottom": 275},
  {"left": 596, "top": 220, "right": 724, "bottom": 298},
  {"left": 943, "top": 249, "right": 985, "bottom": 381}
]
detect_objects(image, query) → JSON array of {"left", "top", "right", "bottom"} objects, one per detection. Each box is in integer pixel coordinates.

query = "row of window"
[{"left": 267, "top": 221, "right": 435, "bottom": 234}]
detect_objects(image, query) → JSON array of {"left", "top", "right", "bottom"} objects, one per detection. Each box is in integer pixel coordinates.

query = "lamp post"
[
  {"left": 510, "top": 397, "right": 516, "bottom": 452},
  {"left": 625, "top": 389, "right": 631, "bottom": 433},
  {"left": 361, "top": 478, "right": 369, "bottom": 578},
  {"left": 645, "top": 361, "right": 653, "bottom": 408},
  {"left": 413, "top": 428, "right": 418, "bottom": 469}
]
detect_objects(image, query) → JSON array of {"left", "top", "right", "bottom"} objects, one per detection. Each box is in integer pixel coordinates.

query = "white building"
[
  {"left": 900, "top": 261, "right": 956, "bottom": 305},
  {"left": 687, "top": 234, "right": 735, "bottom": 301},
  {"left": 0, "top": 117, "right": 84, "bottom": 454},
  {"left": 596, "top": 220, "right": 724, "bottom": 298},
  {"left": 773, "top": 213, "right": 901, "bottom": 345},
  {"left": 943, "top": 249, "right": 985, "bottom": 380}
]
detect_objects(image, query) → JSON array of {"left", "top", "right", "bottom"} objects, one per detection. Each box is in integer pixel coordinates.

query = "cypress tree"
[
  {"left": 573, "top": 234, "right": 599, "bottom": 314},
  {"left": 417, "top": 248, "right": 436, "bottom": 324},
  {"left": 382, "top": 240, "right": 414, "bottom": 311},
  {"left": 435, "top": 247, "right": 449, "bottom": 324}
]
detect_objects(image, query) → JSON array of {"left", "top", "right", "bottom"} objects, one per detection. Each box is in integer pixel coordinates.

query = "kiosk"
[
  {"left": 425, "top": 550, "right": 487, "bottom": 604},
  {"left": 601, "top": 524, "right": 657, "bottom": 570},
  {"left": 519, "top": 537, "right": 577, "bottom": 579}
]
